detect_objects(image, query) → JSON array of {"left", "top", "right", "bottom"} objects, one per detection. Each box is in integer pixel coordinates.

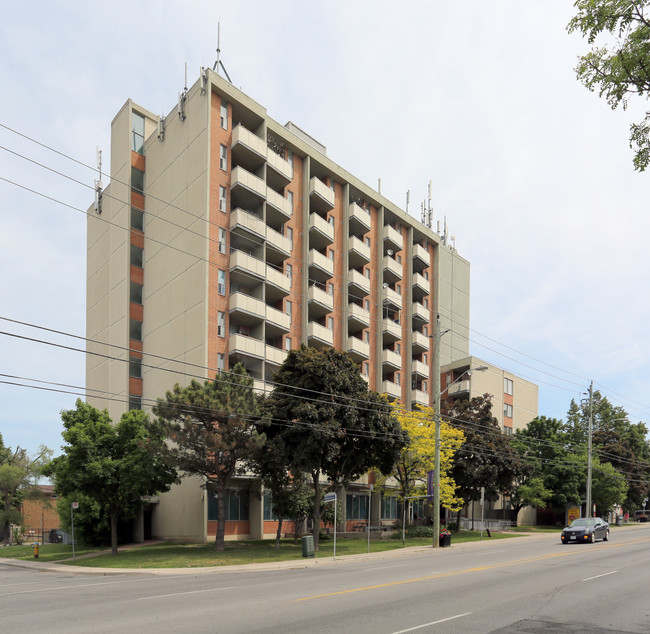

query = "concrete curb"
[{"left": 0, "top": 531, "right": 554, "bottom": 577}]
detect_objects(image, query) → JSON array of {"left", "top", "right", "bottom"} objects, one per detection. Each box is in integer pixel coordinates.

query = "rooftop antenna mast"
[
  {"left": 94, "top": 147, "right": 103, "bottom": 214},
  {"left": 426, "top": 180, "right": 433, "bottom": 229},
  {"left": 213, "top": 22, "right": 233, "bottom": 83}
]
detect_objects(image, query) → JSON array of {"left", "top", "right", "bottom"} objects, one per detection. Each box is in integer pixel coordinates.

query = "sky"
[{"left": 1, "top": 1, "right": 648, "bottom": 458}]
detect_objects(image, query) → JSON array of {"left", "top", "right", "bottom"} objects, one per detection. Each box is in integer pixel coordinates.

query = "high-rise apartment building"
[{"left": 86, "top": 69, "right": 471, "bottom": 541}]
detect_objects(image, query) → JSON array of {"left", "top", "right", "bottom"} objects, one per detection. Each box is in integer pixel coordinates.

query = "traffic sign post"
[
  {"left": 71, "top": 502, "right": 78, "bottom": 560},
  {"left": 323, "top": 492, "right": 337, "bottom": 561}
]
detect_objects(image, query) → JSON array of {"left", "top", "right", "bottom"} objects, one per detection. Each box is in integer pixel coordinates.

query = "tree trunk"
[
  {"left": 2, "top": 520, "right": 10, "bottom": 545},
  {"left": 110, "top": 511, "right": 119, "bottom": 556},
  {"left": 312, "top": 470, "right": 321, "bottom": 551},
  {"left": 215, "top": 484, "right": 226, "bottom": 552},
  {"left": 275, "top": 516, "right": 283, "bottom": 549}
]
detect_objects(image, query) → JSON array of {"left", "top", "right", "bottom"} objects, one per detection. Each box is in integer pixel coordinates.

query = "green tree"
[
  {"left": 0, "top": 435, "right": 50, "bottom": 544},
  {"left": 154, "top": 363, "right": 264, "bottom": 552},
  {"left": 443, "top": 395, "right": 529, "bottom": 531},
  {"left": 44, "top": 401, "right": 178, "bottom": 555},
  {"left": 568, "top": 1, "right": 650, "bottom": 171},
  {"left": 509, "top": 477, "right": 552, "bottom": 521},
  {"left": 590, "top": 456, "right": 629, "bottom": 513},
  {"left": 262, "top": 346, "right": 407, "bottom": 550}
]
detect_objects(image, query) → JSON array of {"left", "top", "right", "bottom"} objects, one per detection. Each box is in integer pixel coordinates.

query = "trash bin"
[
  {"left": 439, "top": 533, "right": 451, "bottom": 548},
  {"left": 301, "top": 535, "right": 315, "bottom": 558},
  {"left": 616, "top": 515, "right": 623, "bottom": 526}
]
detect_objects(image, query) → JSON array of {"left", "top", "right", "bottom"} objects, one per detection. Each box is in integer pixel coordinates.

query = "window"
[
  {"left": 286, "top": 226, "right": 293, "bottom": 248},
  {"left": 424, "top": 271, "right": 429, "bottom": 281},
  {"left": 132, "top": 112, "right": 145, "bottom": 154},
  {"left": 129, "top": 356, "right": 142, "bottom": 378},
  {"left": 504, "top": 426, "right": 513, "bottom": 437},
  {"left": 220, "top": 100, "right": 228, "bottom": 129},
  {"left": 329, "top": 177, "right": 335, "bottom": 191},
  {"left": 395, "top": 372, "right": 400, "bottom": 386},
  {"left": 397, "top": 254, "right": 402, "bottom": 264},
  {"left": 218, "top": 270, "right": 226, "bottom": 295},
  {"left": 285, "top": 300, "right": 292, "bottom": 322},
  {"left": 219, "top": 185, "right": 227, "bottom": 212},
  {"left": 130, "top": 282, "right": 143, "bottom": 304},
  {"left": 365, "top": 236, "right": 371, "bottom": 247},
  {"left": 328, "top": 282, "right": 334, "bottom": 295},
  {"left": 329, "top": 249, "right": 335, "bottom": 261},
  {"left": 364, "top": 299, "right": 370, "bottom": 311},
  {"left": 219, "top": 144, "right": 227, "bottom": 170},
  {"left": 286, "top": 263, "right": 292, "bottom": 287},
  {"left": 364, "top": 267, "right": 370, "bottom": 278},
  {"left": 504, "top": 403, "right": 513, "bottom": 418},
  {"left": 131, "top": 207, "right": 144, "bottom": 231},
  {"left": 207, "top": 490, "right": 249, "bottom": 521},
  {"left": 287, "top": 190, "right": 293, "bottom": 215},
  {"left": 423, "top": 298, "right": 428, "bottom": 309},
  {"left": 363, "top": 330, "right": 369, "bottom": 343},
  {"left": 395, "top": 343, "right": 401, "bottom": 354},
  {"left": 218, "top": 228, "right": 226, "bottom": 254},
  {"left": 346, "top": 494, "right": 368, "bottom": 520},
  {"left": 285, "top": 337, "right": 291, "bottom": 351},
  {"left": 381, "top": 495, "right": 398, "bottom": 519},
  {"left": 362, "top": 362, "right": 369, "bottom": 376},
  {"left": 504, "top": 377, "right": 513, "bottom": 396},
  {"left": 263, "top": 491, "right": 278, "bottom": 520},
  {"left": 130, "top": 245, "right": 143, "bottom": 268},
  {"left": 217, "top": 353, "right": 225, "bottom": 372},
  {"left": 131, "top": 167, "right": 144, "bottom": 193},
  {"left": 396, "top": 284, "right": 401, "bottom": 294},
  {"left": 129, "top": 319, "right": 142, "bottom": 341},
  {"left": 287, "top": 151, "right": 294, "bottom": 178},
  {"left": 129, "top": 395, "right": 142, "bottom": 411},
  {"left": 217, "top": 311, "right": 225, "bottom": 337}
]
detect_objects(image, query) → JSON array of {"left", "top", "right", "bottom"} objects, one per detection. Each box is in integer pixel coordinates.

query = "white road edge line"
[
  {"left": 391, "top": 612, "right": 472, "bottom": 633},
  {"left": 138, "top": 586, "right": 238, "bottom": 600},
  {"left": 582, "top": 571, "right": 618, "bottom": 582}
]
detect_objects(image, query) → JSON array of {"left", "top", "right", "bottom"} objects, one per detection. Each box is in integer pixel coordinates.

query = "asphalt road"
[{"left": 2, "top": 525, "right": 650, "bottom": 633}]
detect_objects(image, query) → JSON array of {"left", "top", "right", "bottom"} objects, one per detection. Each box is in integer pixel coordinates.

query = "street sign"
[
  {"left": 324, "top": 492, "right": 336, "bottom": 503},
  {"left": 72, "top": 502, "right": 79, "bottom": 509}
]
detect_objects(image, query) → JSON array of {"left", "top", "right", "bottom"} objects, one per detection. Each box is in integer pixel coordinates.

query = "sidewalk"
[{"left": 0, "top": 532, "right": 552, "bottom": 577}]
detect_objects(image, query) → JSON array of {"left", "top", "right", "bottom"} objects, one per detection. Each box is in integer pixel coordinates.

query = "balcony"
[
  {"left": 411, "top": 330, "right": 430, "bottom": 354},
  {"left": 382, "top": 380, "right": 401, "bottom": 400},
  {"left": 253, "top": 378, "right": 268, "bottom": 395},
  {"left": 347, "top": 302, "right": 370, "bottom": 332},
  {"left": 348, "top": 202, "right": 371, "bottom": 236},
  {"left": 229, "top": 292, "right": 266, "bottom": 324},
  {"left": 307, "top": 321, "right": 334, "bottom": 348},
  {"left": 266, "top": 148, "right": 292, "bottom": 189},
  {"left": 231, "top": 166, "right": 266, "bottom": 207},
  {"left": 265, "top": 264, "right": 291, "bottom": 303},
  {"left": 383, "top": 256, "right": 403, "bottom": 284},
  {"left": 231, "top": 124, "right": 266, "bottom": 172},
  {"left": 309, "top": 213, "right": 335, "bottom": 250},
  {"left": 411, "top": 389, "right": 429, "bottom": 407},
  {"left": 230, "top": 208, "right": 265, "bottom": 241},
  {"left": 412, "top": 301, "right": 429, "bottom": 323},
  {"left": 265, "top": 344, "right": 287, "bottom": 367},
  {"left": 348, "top": 235, "right": 370, "bottom": 269},
  {"left": 266, "top": 226, "right": 291, "bottom": 258},
  {"left": 229, "top": 333, "right": 265, "bottom": 359},
  {"left": 308, "top": 284, "right": 334, "bottom": 318},
  {"left": 230, "top": 250, "right": 266, "bottom": 280},
  {"left": 266, "top": 187, "right": 292, "bottom": 223},
  {"left": 347, "top": 336, "right": 370, "bottom": 362},
  {"left": 382, "top": 348, "right": 401, "bottom": 371},
  {"left": 412, "top": 359, "right": 429, "bottom": 378},
  {"left": 383, "top": 224, "right": 403, "bottom": 251},
  {"left": 412, "top": 272, "right": 429, "bottom": 298},
  {"left": 383, "top": 285, "right": 401, "bottom": 310},
  {"left": 348, "top": 269, "right": 370, "bottom": 299},
  {"left": 448, "top": 379, "right": 471, "bottom": 398},
  {"left": 265, "top": 304, "right": 290, "bottom": 335},
  {"left": 412, "top": 243, "right": 430, "bottom": 270},
  {"left": 309, "top": 177, "right": 335, "bottom": 214},
  {"left": 308, "top": 249, "right": 334, "bottom": 283},
  {"left": 382, "top": 318, "right": 401, "bottom": 343}
]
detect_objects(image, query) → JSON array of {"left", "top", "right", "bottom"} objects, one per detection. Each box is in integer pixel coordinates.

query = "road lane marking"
[
  {"left": 0, "top": 576, "right": 154, "bottom": 598},
  {"left": 296, "top": 537, "right": 650, "bottom": 601},
  {"left": 391, "top": 612, "right": 472, "bottom": 633},
  {"left": 138, "top": 586, "right": 238, "bottom": 600},
  {"left": 365, "top": 564, "right": 408, "bottom": 571},
  {"left": 582, "top": 570, "right": 618, "bottom": 581},
  {"left": 476, "top": 550, "right": 505, "bottom": 556}
]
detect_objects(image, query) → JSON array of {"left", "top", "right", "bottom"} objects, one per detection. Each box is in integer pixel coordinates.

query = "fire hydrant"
[{"left": 32, "top": 542, "right": 39, "bottom": 558}]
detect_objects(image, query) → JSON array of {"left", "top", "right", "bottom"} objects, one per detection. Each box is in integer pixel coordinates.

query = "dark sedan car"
[{"left": 561, "top": 518, "right": 609, "bottom": 544}]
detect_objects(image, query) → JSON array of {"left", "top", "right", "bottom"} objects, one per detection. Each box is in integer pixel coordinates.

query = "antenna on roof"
[
  {"left": 178, "top": 62, "right": 188, "bottom": 121},
  {"left": 94, "top": 147, "right": 103, "bottom": 214},
  {"left": 213, "top": 22, "right": 233, "bottom": 83}
]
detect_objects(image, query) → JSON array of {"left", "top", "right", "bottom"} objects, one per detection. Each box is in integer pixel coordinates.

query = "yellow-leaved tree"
[{"left": 375, "top": 406, "right": 465, "bottom": 519}]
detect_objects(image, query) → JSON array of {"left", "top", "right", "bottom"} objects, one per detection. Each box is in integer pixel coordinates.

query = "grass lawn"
[
  {"left": 3, "top": 530, "right": 522, "bottom": 569},
  {"left": 0, "top": 543, "right": 103, "bottom": 562}
]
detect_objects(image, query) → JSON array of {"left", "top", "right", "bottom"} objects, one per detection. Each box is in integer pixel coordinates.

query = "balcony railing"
[
  {"left": 348, "top": 202, "right": 371, "bottom": 234},
  {"left": 229, "top": 292, "right": 265, "bottom": 321},
  {"left": 382, "top": 348, "right": 401, "bottom": 370},
  {"left": 347, "top": 336, "right": 370, "bottom": 361},
  {"left": 231, "top": 166, "right": 266, "bottom": 200},
  {"left": 309, "top": 177, "right": 335, "bottom": 213},
  {"left": 383, "top": 224, "right": 403, "bottom": 251},
  {"left": 309, "top": 249, "right": 334, "bottom": 280},
  {"left": 230, "top": 208, "right": 265, "bottom": 239},
  {"left": 382, "top": 380, "right": 401, "bottom": 399},
  {"left": 348, "top": 269, "right": 370, "bottom": 296},
  {"left": 230, "top": 250, "right": 266, "bottom": 279},
  {"left": 307, "top": 321, "right": 334, "bottom": 347},
  {"left": 309, "top": 213, "right": 335, "bottom": 248},
  {"left": 229, "top": 333, "right": 265, "bottom": 359},
  {"left": 308, "top": 284, "right": 334, "bottom": 312}
]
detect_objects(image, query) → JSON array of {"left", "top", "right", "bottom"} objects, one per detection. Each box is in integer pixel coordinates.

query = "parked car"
[
  {"left": 561, "top": 517, "right": 609, "bottom": 544},
  {"left": 48, "top": 529, "right": 64, "bottom": 544},
  {"left": 633, "top": 510, "right": 648, "bottom": 522}
]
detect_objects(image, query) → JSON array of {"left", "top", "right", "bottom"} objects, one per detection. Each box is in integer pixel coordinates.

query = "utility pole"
[
  {"left": 432, "top": 314, "right": 441, "bottom": 548},
  {"left": 586, "top": 381, "right": 594, "bottom": 517}
]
